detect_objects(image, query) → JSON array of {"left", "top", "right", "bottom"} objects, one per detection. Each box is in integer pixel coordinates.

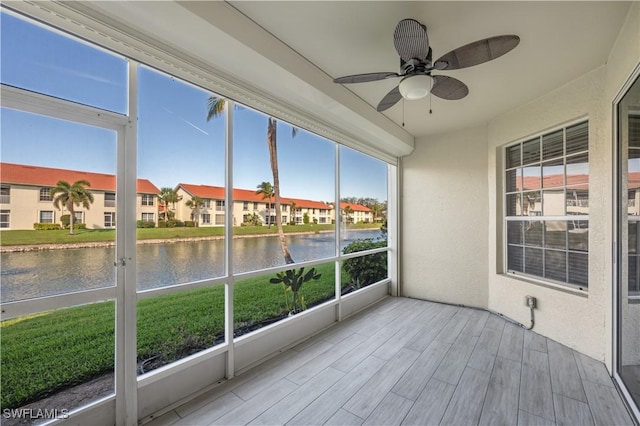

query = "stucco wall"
[
  {"left": 402, "top": 125, "right": 489, "bottom": 309},
  {"left": 486, "top": 2, "right": 639, "bottom": 364},
  {"left": 402, "top": 3, "right": 639, "bottom": 366}
]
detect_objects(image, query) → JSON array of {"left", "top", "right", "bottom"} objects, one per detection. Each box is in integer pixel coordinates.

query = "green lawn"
[
  {"left": 0, "top": 262, "right": 349, "bottom": 409},
  {"left": 0, "top": 223, "right": 380, "bottom": 246}
]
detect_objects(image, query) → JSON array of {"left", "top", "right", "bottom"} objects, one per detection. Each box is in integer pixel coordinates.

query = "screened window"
[
  {"left": 202, "top": 213, "right": 211, "bottom": 224},
  {"left": 104, "top": 212, "right": 116, "bottom": 228},
  {"left": 104, "top": 192, "right": 116, "bottom": 207},
  {"left": 505, "top": 121, "right": 589, "bottom": 289},
  {"left": 0, "top": 186, "right": 10, "bottom": 204},
  {"left": 141, "top": 212, "right": 154, "bottom": 222},
  {"left": 243, "top": 201, "right": 249, "bottom": 211},
  {"left": 141, "top": 194, "right": 154, "bottom": 206},
  {"left": 216, "top": 200, "right": 225, "bottom": 211},
  {"left": 39, "top": 210, "right": 54, "bottom": 223},
  {"left": 73, "top": 211, "right": 84, "bottom": 224},
  {"left": 0, "top": 209, "right": 9, "bottom": 228},
  {"left": 39, "top": 187, "right": 52, "bottom": 201}
]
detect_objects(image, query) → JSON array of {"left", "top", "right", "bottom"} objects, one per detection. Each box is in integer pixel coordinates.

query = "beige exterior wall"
[
  {"left": 402, "top": 2, "right": 639, "bottom": 366},
  {"left": 403, "top": 125, "right": 490, "bottom": 309}
]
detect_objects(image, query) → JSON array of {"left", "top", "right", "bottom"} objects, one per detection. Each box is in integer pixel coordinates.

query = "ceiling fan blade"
[
  {"left": 333, "top": 72, "right": 400, "bottom": 84},
  {"left": 434, "top": 35, "right": 520, "bottom": 70},
  {"left": 431, "top": 75, "right": 469, "bottom": 100},
  {"left": 377, "top": 86, "right": 402, "bottom": 112},
  {"left": 393, "top": 19, "right": 429, "bottom": 62}
]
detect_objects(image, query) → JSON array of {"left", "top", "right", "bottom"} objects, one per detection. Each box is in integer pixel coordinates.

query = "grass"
[
  {"left": 0, "top": 223, "right": 380, "bottom": 246},
  {"left": 0, "top": 262, "right": 348, "bottom": 409}
]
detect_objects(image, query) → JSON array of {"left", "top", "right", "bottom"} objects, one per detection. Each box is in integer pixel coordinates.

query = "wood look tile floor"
[{"left": 146, "top": 297, "right": 635, "bottom": 426}]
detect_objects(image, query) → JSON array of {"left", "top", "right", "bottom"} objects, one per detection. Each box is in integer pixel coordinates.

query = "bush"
[
  {"left": 174, "top": 221, "right": 185, "bottom": 227},
  {"left": 342, "top": 238, "right": 387, "bottom": 287},
  {"left": 184, "top": 221, "right": 195, "bottom": 228},
  {"left": 33, "top": 223, "right": 62, "bottom": 230},
  {"left": 60, "top": 214, "right": 70, "bottom": 227},
  {"left": 157, "top": 221, "right": 167, "bottom": 228},
  {"left": 136, "top": 220, "right": 156, "bottom": 229}
]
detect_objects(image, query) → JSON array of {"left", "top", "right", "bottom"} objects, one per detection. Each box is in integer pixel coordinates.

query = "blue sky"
[{"left": 0, "top": 12, "right": 387, "bottom": 202}]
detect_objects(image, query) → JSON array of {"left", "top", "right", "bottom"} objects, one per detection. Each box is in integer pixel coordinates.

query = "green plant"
[
  {"left": 342, "top": 239, "right": 387, "bottom": 287},
  {"left": 303, "top": 213, "right": 310, "bottom": 224},
  {"left": 60, "top": 214, "right": 71, "bottom": 227},
  {"left": 32, "top": 223, "right": 62, "bottom": 231},
  {"left": 184, "top": 221, "right": 195, "bottom": 228},
  {"left": 136, "top": 220, "right": 155, "bottom": 229},
  {"left": 269, "top": 267, "right": 321, "bottom": 314}
]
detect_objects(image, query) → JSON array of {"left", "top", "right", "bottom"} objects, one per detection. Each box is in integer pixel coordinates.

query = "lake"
[{"left": 0, "top": 229, "right": 383, "bottom": 302}]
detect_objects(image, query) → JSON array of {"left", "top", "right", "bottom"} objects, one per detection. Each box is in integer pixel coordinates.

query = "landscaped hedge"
[
  {"left": 33, "top": 223, "right": 62, "bottom": 231},
  {"left": 342, "top": 238, "right": 388, "bottom": 287},
  {"left": 136, "top": 220, "right": 156, "bottom": 229}
]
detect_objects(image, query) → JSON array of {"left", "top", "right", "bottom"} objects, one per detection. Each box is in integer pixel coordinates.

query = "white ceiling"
[
  {"left": 75, "top": 1, "right": 631, "bottom": 154},
  {"left": 227, "top": 1, "right": 631, "bottom": 138}
]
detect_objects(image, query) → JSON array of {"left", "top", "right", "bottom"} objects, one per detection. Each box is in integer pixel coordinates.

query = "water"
[{"left": 0, "top": 230, "right": 383, "bottom": 302}]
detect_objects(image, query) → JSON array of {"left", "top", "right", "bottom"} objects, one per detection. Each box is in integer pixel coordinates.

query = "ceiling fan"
[{"left": 333, "top": 19, "right": 520, "bottom": 112}]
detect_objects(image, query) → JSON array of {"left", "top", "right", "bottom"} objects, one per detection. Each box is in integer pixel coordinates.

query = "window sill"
[{"left": 502, "top": 272, "right": 589, "bottom": 298}]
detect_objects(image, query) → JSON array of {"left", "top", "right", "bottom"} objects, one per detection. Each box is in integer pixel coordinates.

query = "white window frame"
[
  {"left": 0, "top": 209, "right": 10, "bottom": 228},
  {"left": 141, "top": 212, "right": 154, "bottom": 222},
  {"left": 39, "top": 187, "right": 52, "bottom": 201},
  {"left": 141, "top": 193, "right": 154, "bottom": 206},
  {"left": 504, "top": 119, "right": 589, "bottom": 291}
]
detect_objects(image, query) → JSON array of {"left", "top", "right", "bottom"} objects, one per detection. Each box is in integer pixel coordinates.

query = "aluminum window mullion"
[
  {"left": 334, "top": 144, "right": 342, "bottom": 321},
  {"left": 224, "top": 100, "right": 235, "bottom": 379}
]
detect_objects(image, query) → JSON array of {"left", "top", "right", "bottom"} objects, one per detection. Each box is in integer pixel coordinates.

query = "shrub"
[
  {"left": 33, "top": 223, "right": 62, "bottom": 230},
  {"left": 174, "top": 221, "right": 185, "bottom": 227},
  {"left": 184, "top": 221, "right": 195, "bottom": 228},
  {"left": 342, "top": 238, "right": 388, "bottom": 287},
  {"left": 136, "top": 220, "right": 156, "bottom": 229},
  {"left": 60, "top": 214, "right": 71, "bottom": 227},
  {"left": 157, "top": 221, "right": 167, "bottom": 228}
]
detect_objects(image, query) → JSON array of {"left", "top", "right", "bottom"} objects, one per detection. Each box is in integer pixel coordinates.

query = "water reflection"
[{"left": 1, "top": 229, "right": 381, "bottom": 301}]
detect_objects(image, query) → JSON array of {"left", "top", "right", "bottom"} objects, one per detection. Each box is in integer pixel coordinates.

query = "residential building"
[
  {"left": 174, "top": 183, "right": 337, "bottom": 226},
  {"left": 0, "top": 162, "right": 160, "bottom": 229},
  {"left": 339, "top": 202, "right": 373, "bottom": 224}
]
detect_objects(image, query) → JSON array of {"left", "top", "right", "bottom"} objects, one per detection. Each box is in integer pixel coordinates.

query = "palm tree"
[
  {"left": 185, "top": 196, "right": 204, "bottom": 227},
  {"left": 158, "top": 187, "right": 178, "bottom": 222},
  {"left": 343, "top": 205, "right": 354, "bottom": 224},
  {"left": 371, "top": 202, "right": 385, "bottom": 223},
  {"left": 208, "top": 96, "right": 296, "bottom": 264},
  {"left": 51, "top": 179, "right": 94, "bottom": 235},
  {"left": 290, "top": 200, "right": 297, "bottom": 225},
  {"left": 256, "top": 181, "right": 274, "bottom": 228}
]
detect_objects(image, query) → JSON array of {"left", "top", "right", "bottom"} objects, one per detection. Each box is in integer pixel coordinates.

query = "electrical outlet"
[{"left": 525, "top": 295, "right": 537, "bottom": 309}]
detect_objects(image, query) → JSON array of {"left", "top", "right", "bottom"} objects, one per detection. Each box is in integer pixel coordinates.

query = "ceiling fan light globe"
[{"left": 399, "top": 75, "right": 433, "bottom": 100}]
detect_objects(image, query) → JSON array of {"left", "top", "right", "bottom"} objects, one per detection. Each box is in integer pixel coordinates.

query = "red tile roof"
[
  {"left": 340, "top": 202, "right": 371, "bottom": 212},
  {"left": 177, "top": 183, "right": 333, "bottom": 209},
  {"left": 1, "top": 162, "right": 160, "bottom": 194}
]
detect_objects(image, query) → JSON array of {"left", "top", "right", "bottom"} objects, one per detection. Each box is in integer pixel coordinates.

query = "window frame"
[
  {"left": 39, "top": 210, "right": 54, "bottom": 223},
  {"left": 504, "top": 119, "right": 589, "bottom": 291},
  {"left": 39, "top": 187, "right": 52, "bottom": 201},
  {"left": 0, "top": 209, "right": 10, "bottom": 228},
  {"left": 141, "top": 193, "right": 154, "bottom": 206}
]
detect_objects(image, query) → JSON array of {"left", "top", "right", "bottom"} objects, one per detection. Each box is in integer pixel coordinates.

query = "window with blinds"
[{"left": 505, "top": 121, "right": 589, "bottom": 290}]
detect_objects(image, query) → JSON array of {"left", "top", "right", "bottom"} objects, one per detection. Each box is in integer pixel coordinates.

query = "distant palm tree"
[
  {"left": 208, "top": 96, "right": 296, "bottom": 264},
  {"left": 256, "top": 181, "right": 274, "bottom": 228},
  {"left": 186, "top": 196, "right": 204, "bottom": 227},
  {"left": 51, "top": 179, "right": 94, "bottom": 235},
  {"left": 290, "top": 200, "right": 297, "bottom": 225},
  {"left": 343, "top": 205, "right": 354, "bottom": 224},
  {"left": 371, "top": 202, "right": 385, "bottom": 222},
  {"left": 158, "top": 187, "right": 178, "bottom": 222}
]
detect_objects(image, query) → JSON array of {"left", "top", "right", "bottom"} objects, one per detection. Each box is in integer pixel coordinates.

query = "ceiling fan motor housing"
[{"left": 399, "top": 74, "right": 433, "bottom": 100}]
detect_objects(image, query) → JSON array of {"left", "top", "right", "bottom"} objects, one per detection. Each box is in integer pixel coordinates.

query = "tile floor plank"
[
  {"left": 553, "top": 393, "right": 594, "bottom": 426},
  {"left": 479, "top": 356, "right": 521, "bottom": 426},
  {"left": 573, "top": 350, "right": 615, "bottom": 388},
  {"left": 362, "top": 392, "right": 413, "bottom": 426},
  {"left": 582, "top": 380, "right": 635, "bottom": 426},
  {"left": 391, "top": 339, "right": 451, "bottom": 400},
  {"left": 467, "top": 326, "right": 502, "bottom": 373},
  {"left": 401, "top": 379, "right": 455, "bottom": 426},
  {"left": 547, "top": 339, "right": 587, "bottom": 402},
  {"left": 404, "top": 306, "right": 456, "bottom": 353},
  {"left": 331, "top": 326, "right": 398, "bottom": 373},
  {"left": 524, "top": 330, "right": 548, "bottom": 353},
  {"left": 212, "top": 379, "right": 298, "bottom": 426},
  {"left": 497, "top": 322, "right": 525, "bottom": 363},
  {"left": 432, "top": 336, "right": 479, "bottom": 385},
  {"left": 343, "top": 348, "right": 420, "bottom": 419},
  {"left": 324, "top": 409, "right": 364, "bottom": 426},
  {"left": 250, "top": 367, "right": 345, "bottom": 425},
  {"left": 288, "top": 356, "right": 386, "bottom": 426},
  {"left": 518, "top": 410, "right": 557, "bottom": 426},
  {"left": 440, "top": 367, "right": 491, "bottom": 425},
  {"left": 175, "top": 391, "right": 244, "bottom": 425},
  {"left": 435, "top": 309, "right": 473, "bottom": 344},
  {"left": 519, "top": 349, "right": 555, "bottom": 422}
]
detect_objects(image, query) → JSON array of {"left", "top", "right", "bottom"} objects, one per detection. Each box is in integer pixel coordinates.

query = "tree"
[
  {"left": 51, "top": 179, "right": 94, "bottom": 235},
  {"left": 255, "top": 181, "right": 274, "bottom": 228},
  {"left": 343, "top": 205, "right": 354, "bottom": 224},
  {"left": 289, "top": 200, "right": 297, "bottom": 225},
  {"left": 207, "top": 96, "right": 296, "bottom": 264},
  {"left": 185, "top": 196, "right": 204, "bottom": 227},
  {"left": 371, "top": 202, "right": 385, "bottom": 223},
  {"left": 158, "top": 187, "right": 178, "bottom": 222}
]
